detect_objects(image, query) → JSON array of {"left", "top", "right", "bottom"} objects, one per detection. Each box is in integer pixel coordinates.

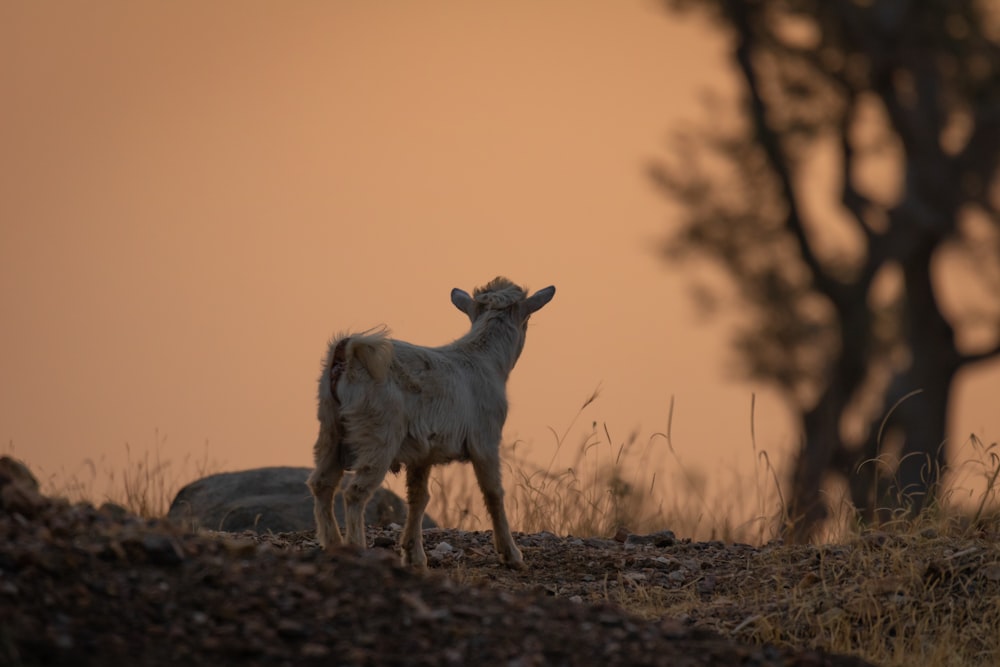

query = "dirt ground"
[
  {"left": 0, "top": 471, "right": 889, "bottom": 667},
  {"left": 8, "top": 460, "right": 1000, "bottom": 666}
]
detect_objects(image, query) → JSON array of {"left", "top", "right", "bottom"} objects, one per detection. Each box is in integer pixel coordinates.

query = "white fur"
[{"left": 307, "top": 277, "right": 556, "bottom": 569}]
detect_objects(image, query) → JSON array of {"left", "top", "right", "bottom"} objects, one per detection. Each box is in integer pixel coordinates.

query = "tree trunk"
[
  {"left": 845, "top": 236, "right": 960, "bottom": 522},
  {"left": 884, "top": 238, "right": 959, "bottom": 516},
  {"left": 785, "top": 303, "right": 872, "bottom": 541}
]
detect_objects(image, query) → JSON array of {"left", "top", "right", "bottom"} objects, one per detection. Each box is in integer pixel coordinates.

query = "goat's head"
[{"left": 450, "top": 277, "right": 555, "bottom": 359}]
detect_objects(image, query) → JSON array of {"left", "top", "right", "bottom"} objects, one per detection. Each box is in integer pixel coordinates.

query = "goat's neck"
[{"left": 460, "top": 314, "right": 524, "bottom": 378}]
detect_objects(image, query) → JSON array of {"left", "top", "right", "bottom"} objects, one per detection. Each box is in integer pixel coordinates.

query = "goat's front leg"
[
  {"left": 400, "top": 464, "right": 431, "bottom": 570},
  {"left": 307, "top": 428, "right": 345, "bottom": 550},
  {"left": 471, "top": 452, "right": 525, "bottom": 570}
]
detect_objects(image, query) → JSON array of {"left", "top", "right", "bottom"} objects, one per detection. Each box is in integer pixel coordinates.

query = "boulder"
[
  {"left": 0, "top": 456, "right": 39, "bottom": 491},
  {"left": 0, "top": 455, "right": 48, "bottom": 518},
  {"left": 166, "top": 466, "right": 435, "bottom": 534}
]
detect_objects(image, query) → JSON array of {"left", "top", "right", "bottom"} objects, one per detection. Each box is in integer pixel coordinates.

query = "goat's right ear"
[
  {"left": 525, "top": 285, "right": 556, "bottom": 314},
  {"left": 451, "top": 288, "right": 475, "bottom": 316}
]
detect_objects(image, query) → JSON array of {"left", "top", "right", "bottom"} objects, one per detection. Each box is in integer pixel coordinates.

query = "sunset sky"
[{"left": 3, "top": 2, "right": 998, "bottom": 506}]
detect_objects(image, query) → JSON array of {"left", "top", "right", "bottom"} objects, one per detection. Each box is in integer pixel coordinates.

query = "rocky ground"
[{"left": 4, "top": 461, "right": 999, "bottom": 666}]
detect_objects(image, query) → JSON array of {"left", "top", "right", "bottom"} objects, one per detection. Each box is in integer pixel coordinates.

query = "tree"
[{"left": 651, "top": 0, "right": 1000, "bottom": 540}]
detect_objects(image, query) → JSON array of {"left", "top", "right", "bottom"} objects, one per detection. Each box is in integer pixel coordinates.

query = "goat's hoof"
[
  {"left": 401, "top": 554, "right": 428, "bottom": 572},
  {"left": 316, "top": 537, "right": 343, "bottom": 552},
  {"left": 501, "top": 552, "right": 527, "bottom": 570}
]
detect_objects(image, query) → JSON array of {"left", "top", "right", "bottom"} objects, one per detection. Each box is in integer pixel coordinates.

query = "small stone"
[
  {"left": 372, "top": 535, "right": 396, "bottom": 549},
  {"left": 659, "top": 618, "right": 688, "bottom": 639},
  {"left": 1, "top": 480, "right": 48, "bottom": 518},
  {"left": 277, "top": 618, "right": 307, "bottom": 639},
  {"left": 98, "top": 503, "right": 130, "bottom": 521},
  {"left": 140, "top": 534, "right": 185, "bottom": 566},
  {"left": 696, "top": 575, "right": 716, "bottom": 595},
  {"left": 428, "top": 542, "right": 461, "bottom": 563},
  {"left": 862, "top": 531, "right": 890, "bottom": 547},
  {"left": 291, "top": 562, "right": 319, "bottom": 578},
  {"left": 221, "top": 538, "right": 257, "bottom": 558},
  {"left": 583, "top": 538, "right": 617, "bottom": 549},
  {"left": 624, "top": 530, "right": 677, "bottom": 547},
  {"left": 302, "top": 642, "right": 330, "bottom": 657},
  {"left": 799, "top": 571, "right": 821, "bottom": 587}
]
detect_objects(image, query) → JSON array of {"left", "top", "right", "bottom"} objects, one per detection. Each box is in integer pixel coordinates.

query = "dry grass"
[
  {"left": 29, "top": 431, "right": 219, "bottom": 518},
  {"left": 421, "top": 391, "right": 787, "bottom": 542},
  {"left": 419, "top": 393, "right": 1000, "bottom": 666},
  {"left": 590, "top": 422, "right": 999, "bottom": 667},
  {"left": 26, "top": 394, "right": 1000, "bottom": 546},
  {"left": 604, "top": 528, "right": 1000, "bottom": 667},
  {"left": 500, "top": 393, "right": 1000, "bottom": 546}
]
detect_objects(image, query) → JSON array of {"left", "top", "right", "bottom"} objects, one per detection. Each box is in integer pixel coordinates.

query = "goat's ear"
[
  {"left": 451, "top": 288, "right": 475, "bottom": 316},
  {"left": 525, "top": 285, "right": 556, "bottom": 314}
]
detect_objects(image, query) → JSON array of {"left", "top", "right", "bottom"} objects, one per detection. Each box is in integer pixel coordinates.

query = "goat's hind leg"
[
  {"left": 342, "top": 452, "right": 395, "bottom": 548},
  {"left": 400, "top": 464, "right": 431, "bottom": 570},
  {"left": 307, "top": 426, "right": 345, "bottom": 550}
]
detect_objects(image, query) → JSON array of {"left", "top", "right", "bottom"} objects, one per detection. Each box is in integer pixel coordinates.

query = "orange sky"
[{"left": 3, "top": 2, "right": 998, "bottom": 504}]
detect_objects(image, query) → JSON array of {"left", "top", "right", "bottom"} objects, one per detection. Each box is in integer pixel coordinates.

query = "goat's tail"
[
  {"left": 320, "top": 329, "right": 393, "bottom": 405},
  {"left": 344, "top": 329, "right": 393, "bottom": 382}
]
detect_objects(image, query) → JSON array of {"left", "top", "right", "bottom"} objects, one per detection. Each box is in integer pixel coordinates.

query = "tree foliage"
[{"left": 652, "top": 0, "right": 1000, "bottom": 539}]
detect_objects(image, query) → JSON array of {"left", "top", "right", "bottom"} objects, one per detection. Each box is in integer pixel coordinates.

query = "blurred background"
[{"left": 3, "top": 1, "right": 998, "bottom": 536}]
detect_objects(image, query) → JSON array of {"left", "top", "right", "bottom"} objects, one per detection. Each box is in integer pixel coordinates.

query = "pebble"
[{"left": 624, "top": 530, "right": 677, "bottom": 547}]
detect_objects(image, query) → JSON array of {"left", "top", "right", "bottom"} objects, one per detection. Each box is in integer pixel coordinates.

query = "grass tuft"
[{"left": 34, "top": 431, "right": 219, "bottom": 518}]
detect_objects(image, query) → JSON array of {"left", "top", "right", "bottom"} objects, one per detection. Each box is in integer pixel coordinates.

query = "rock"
[
  {"left": 0, "top": 456, "right": 48, "bottom": 517},
  {"left": 624, "top": 530, "right": 677, "bottom": 547},
  {"left": 98, "top": 502, "right": 130, "bottom": 521},
  {"left": 428, "top": 540, "right": 463, "bottom": 564},
  {"left": 138, "top": 533, "right": 186, "bottom": 566},
  {"left": 0, "top": 456, "right": 39, "bottom": 491},
  {"left": 167, "top": 467, "right": 436, "bottom": 534}
]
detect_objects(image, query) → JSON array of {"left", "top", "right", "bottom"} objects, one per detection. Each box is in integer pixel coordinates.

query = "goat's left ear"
[
  {"left": 525, "top": 285, "right": 556, "bottom": 314},
  {"left": 451, "top": 288, "right": 475, "bottom": 316}
]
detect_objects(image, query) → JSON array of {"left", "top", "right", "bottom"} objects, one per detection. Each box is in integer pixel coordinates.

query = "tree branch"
[
  {"left": 837, "top": 104, "right": 871, "bottom": 233},
  {"left": 724, "top": 0, "right": 845, "bottom": 302},
  {"left": 959, "top": 342, "right": 1000, "bottom": 367},
  {"left": 958, "top": 101, "right": 1000, "bottom": 204}
]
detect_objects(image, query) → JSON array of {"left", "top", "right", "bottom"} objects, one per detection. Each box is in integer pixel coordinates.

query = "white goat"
[{"left": 307, "top": 277, "right": 555, "bottom": 569}]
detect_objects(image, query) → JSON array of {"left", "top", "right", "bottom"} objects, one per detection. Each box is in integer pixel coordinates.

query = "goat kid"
[{"left": 308, "top": 277, "right": 555, "bottom": 570}]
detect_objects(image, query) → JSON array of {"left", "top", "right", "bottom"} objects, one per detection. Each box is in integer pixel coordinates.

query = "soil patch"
[{"left": 0, "top": 488, "right": 886, "bottom": 666}]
